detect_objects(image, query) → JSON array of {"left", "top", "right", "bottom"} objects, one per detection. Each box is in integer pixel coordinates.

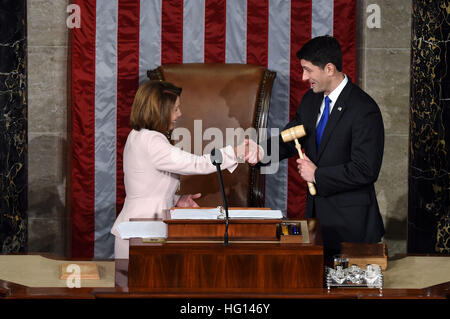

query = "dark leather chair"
[{"left": 148, "top": 63, "right": 276, "bottom": 207}]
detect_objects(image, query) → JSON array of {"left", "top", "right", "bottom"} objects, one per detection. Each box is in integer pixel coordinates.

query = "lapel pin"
[{"left": 337, "top": 106, "right": 342, "bottom": 111}]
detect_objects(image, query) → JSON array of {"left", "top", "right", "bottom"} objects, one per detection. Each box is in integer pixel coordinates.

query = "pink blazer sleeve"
[{"left": 147, "top": 133, "right": 238, "bottom": 175}]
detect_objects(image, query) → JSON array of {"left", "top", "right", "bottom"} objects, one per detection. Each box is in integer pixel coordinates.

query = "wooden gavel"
[{"left": 281, "top": 125, "right": 317, "bottom": 196}]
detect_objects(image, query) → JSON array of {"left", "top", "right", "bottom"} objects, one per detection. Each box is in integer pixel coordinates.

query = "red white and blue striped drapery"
[{"left": 70, "top": 0, "right": 356, "bottom": 258}]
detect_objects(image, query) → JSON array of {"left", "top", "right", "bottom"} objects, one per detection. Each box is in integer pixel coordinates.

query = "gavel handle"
[{"left": 294, "top": 139, "right": 317, "bottom": 196}]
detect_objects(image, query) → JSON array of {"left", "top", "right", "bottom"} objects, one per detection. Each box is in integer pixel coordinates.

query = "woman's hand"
[
  {"left": 234, "top": 138, "right": 263, "bottom": 165},
  {"left": 176, "top": 193, "right": 202, "bottom": 207}
]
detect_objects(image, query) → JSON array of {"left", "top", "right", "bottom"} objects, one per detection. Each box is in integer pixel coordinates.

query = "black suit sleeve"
[
  {"left": 278, "top": 111, "right": 304, "bottom": 161},
  {"left": 259, "top": 95, "right": 311, "bottom": 165},
  {"left": 314, "top": 106, "right": 384, "bottom": 197}
]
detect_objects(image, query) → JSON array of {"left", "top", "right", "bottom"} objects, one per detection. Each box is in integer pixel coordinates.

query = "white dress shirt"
[
  {"left": 316, "top": 74, "right": 348, "bottom": 126},
  {"left": 312, "top": 74, "right": 348, "bottom": 183}
]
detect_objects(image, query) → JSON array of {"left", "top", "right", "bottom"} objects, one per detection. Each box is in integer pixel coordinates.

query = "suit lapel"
[
  {"left": 306, "top": 93, "right": 323, "bottom": 160},
  {"left": 317, "top": 81, "right": 353, "bottom": 160}
]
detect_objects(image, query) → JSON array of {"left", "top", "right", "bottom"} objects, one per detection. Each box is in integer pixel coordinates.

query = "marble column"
[
  {"left": 0, "top": 1, "right": 28, "bottom": 253},
  {"left": 409, "top": 0, "right": 450, "bottom": 253},
  {"left": 357, "top": 0, "right": 411, "bottom": 257}
]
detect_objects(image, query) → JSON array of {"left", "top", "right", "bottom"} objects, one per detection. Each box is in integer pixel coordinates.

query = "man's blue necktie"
[{"left": 316, "top": 96, "right": 331, "bottom": 148}]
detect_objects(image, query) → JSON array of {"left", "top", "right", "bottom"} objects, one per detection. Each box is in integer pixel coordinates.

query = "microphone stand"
[
  {"left": 215, "top": 163, "right": 229, "bottom": 246},
  {"left": 211, "top": 148, "right": 229, "bottom": 246}
]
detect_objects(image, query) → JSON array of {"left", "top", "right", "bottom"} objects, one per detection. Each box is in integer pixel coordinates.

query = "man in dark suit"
[{"left": 259, "top": 35, "right": 385, "bottom": 257}]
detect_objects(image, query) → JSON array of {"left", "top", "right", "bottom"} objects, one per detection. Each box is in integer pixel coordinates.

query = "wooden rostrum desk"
[
  {"left": 0, "top": 256, "right": 449, "bottom": 301},
  {"left": 128, "top": 216, "right": 324, "bottom": 290},
  {"left": 0, "top": 212, "right": 449, "bottom": 302}
]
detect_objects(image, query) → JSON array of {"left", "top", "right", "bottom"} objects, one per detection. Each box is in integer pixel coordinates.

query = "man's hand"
[
  {"left": 234, "top": 138, "right": 264, "bottom": 165},
  {"left": 296, "top": 153, "right": 317, "bottom": 183},
  {"left": 176, "top": 193, "right": 201, "bottom": 207}
]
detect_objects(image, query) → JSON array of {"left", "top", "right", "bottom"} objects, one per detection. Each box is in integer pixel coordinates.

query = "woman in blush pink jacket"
[{"left": 111, "top": 81, "right": 260, "bottom": 258}]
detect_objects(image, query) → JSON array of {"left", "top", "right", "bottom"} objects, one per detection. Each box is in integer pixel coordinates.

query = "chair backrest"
[{"left": 148, "top": 63, "right": 276, "bottom": 207}]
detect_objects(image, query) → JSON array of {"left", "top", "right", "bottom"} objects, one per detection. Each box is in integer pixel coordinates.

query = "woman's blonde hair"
[{"left": 129, "top": 81, "right": 182, "bottom": 133}]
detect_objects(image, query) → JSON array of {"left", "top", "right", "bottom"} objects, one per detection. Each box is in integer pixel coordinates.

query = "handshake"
[
  {"left": 233, "top": 138, "right": 264, "bottom": 165},
  {"left": 177, "top": 139, "right": 264, "bottom": 208}
]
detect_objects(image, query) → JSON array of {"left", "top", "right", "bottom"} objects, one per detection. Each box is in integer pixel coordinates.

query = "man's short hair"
[{"left": 296, "top": 35, "right": 343, "bottom": 72}]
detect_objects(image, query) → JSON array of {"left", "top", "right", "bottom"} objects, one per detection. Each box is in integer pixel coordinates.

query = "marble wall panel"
[
  {"left": 27, "top": 46, "right": 67, "bottom": 133},
  {"left": 409, "top": 0, "right": 450, "bottom": 253},
  {"left": 0, "top": 0, "right": 27, "bottom": 253},
  {"left": 27, "top": 0, "right": 68, "bottom": 47},
  {"left": 28, "top": 133, "right": 66, "bottom": 220},
  {"left": 27, "top": 0, "right": 69, "bottom": 256},
  {"left": 365, "top": 0, "right": 412, "bottom": 49},
  {"left": 376, "top": 135, "right": 408, "bottom": 249},
  {"left": 365, "top": 48, "right": 411, "bottom": 134},
  {"left": 357, "top": 0, "right": 411, "bottom": 257},
  {"left": 27, "top": 217, "right": 65, "bottom": 255}
]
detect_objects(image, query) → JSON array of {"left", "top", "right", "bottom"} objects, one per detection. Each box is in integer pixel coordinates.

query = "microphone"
[{"left": 210, "top": 148, "right": 229, "bottom": 246}]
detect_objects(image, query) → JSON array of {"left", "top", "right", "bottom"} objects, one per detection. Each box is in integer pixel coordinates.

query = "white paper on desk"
[
  {"left": 116, "top": 221, "right": 167, "bottom": 239},
  {"left": 228, "top": 209, "right": 283, "bottom": 219},
  {"left": 170, "top": 208, "right": 220, "bottom": 219}
]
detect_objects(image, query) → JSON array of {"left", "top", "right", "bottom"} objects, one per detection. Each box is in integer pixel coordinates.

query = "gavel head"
[{"left": 281, "top": 125, "right": 306, "bottom": 143}]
